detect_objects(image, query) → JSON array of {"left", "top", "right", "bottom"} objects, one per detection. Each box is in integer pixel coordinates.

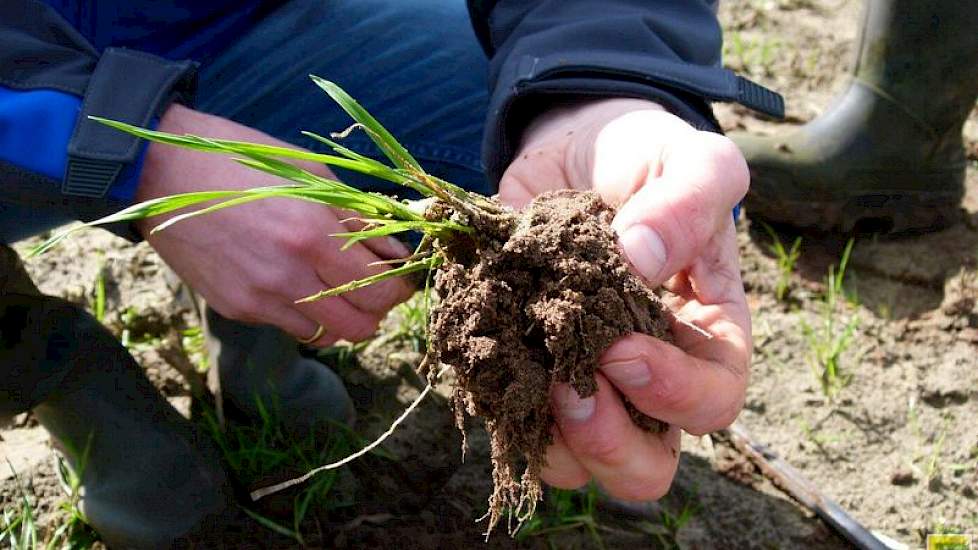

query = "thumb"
[{"left": 610, "top": 132, "right": 748, "bottom": 287}]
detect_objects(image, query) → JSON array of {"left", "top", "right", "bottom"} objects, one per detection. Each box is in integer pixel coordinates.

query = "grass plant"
[
  {"left": 33, "top": 77, "right": 495, "bottom": 302},
  {"left": 91, "top": 260, "right": 107, "bottom": 324},
  {"left": 180, "top": 326, "right": 209, "bottom": 372},
  {"left": 201, "top": 396, "right": 390, "bottom": 544},
  {"left": 761, "top": 222, "right": 801, "bottom": 302},
  {"left": 1, "top": 460, "right": 99, "bottom": 550},
  {"left": 801, "top": 238, "right": 858, "bottom": 399},
  {"left": 29, "top": 75, "right": 650, "bottom": 535},
  {"left": 645, "top": 494, "right": 699, "bottom": 550},
  {"left": 516, "top": 484, "right": 606, "bottom": 549},
  {"left": 32, "top": 75, "right": 504, "bottom": 507}
]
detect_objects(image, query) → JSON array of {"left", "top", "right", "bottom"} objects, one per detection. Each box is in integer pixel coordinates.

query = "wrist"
[
  {"left": 519, "top": 98, "right": 666, "bottom": 153},
  {"left": 507, "top": 99, "right": 667, "bottom": 195},
  {"left": 136, "top": 104, "right": 207, "bottom": 203}
]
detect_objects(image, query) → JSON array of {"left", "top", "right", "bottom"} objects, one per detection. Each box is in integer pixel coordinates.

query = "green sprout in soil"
[
  {"left": 201, "top": 397, "right": 377, "bottom": 545},
  {"left": 516, "top": 484, "right": 606, "bottom": 549},
  {"left": 36, "top": 76, "right": 675, "bottom": 536},
  {"left": 90, "top": 259, "right": 107, "bottom": 324},
  {"left": 2, "top": 456, "right": 100, "bottom": 550},
  {"left": 801, "top": 238, "right": 858, "bottom": 399},
  {"left": 760, "top": 222, "right": 801, "bottom": 302},
  {"left": 1, "top": 466, "right": 40, "bottom": 550},
  {"left": 644, "top": 492, "right": 700, "bottom": 550}
]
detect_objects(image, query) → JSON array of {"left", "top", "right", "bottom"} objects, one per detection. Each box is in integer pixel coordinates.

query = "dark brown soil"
[{"left": 427, "top": 189, "right": 671, "bottom": 533}]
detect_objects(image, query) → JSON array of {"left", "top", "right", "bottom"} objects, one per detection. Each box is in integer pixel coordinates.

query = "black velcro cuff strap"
[
  {"left": 482, "top": 52, "right": 785, "bottom": 185},
  {"left": 64, "top": 47, "right": 198, "bottom": 198},
  {"left": 508, "top": 52, "right": 784, "bottom": 119}
]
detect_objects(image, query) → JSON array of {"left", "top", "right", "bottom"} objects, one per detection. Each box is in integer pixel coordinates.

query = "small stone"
[{"left": 890, "top": 468, "right": 915, "bottom": 486}]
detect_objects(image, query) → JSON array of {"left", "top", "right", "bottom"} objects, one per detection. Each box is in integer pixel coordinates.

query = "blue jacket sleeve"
[
  {"left": 467, "top": 0, "right": 785, "bottom": 184},
  {"left": 0, "top": 0, "right": 197, "bottom": 239}
]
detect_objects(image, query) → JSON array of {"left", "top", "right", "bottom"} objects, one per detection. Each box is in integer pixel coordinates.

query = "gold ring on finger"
[{"left": 299, "top": 324, "right": 326, "bottom": 345}]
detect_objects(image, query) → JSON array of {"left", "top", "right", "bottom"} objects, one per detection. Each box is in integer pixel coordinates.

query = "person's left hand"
[{"left": 498, "top": 98, "right": 752, "bottom": 501}]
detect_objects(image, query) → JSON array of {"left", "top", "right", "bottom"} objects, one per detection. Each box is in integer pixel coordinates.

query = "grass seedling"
[
  {"left": 32, "top": 76, "right": 487, "bottom": 350},
  {"left": 392, "top": 293, "right": 429, "bottom": 353},
  {"left": 201, "top": 394, "right": 389, "bottom": 544},
  {"left": 801, "top": 238, "right": 859, "bottom": 399},
  {"left": 908, "top": 399, "right": 955, "bottom": 484},
  {"left": 32, "top": 76, "right": 666, "bottom": 535},
  {"left": 32, "top": 76, "right": 493, "bottom": 500},
  {"left": 924, "top": 425, "right": 949, "bottom": 484},
  {"left": 51, "top": 455, "right": 100, "bottom": 550},
  {"left": 180, "top": 326, "right": 209, "bottom": 372},
  {"left": 645, "top": 494, "right": 700, "bottom": 550},
  {"left": 91, "top": 261, "right": 107, "bottom": 324},
  {"left": 1, "top": 465, "right": 38, "bottom": 550},
  {"left": 761, "top": 222, "right": 801, "bottom": 302},
  {"left": 515, "top": 484, "right": 605, "bottom": 549},
  {"left": 1, "top": 459, "right": 98, "bottom": 550},
  {"left": 724, "top": 33, "right": 781, "bottom": 75}
]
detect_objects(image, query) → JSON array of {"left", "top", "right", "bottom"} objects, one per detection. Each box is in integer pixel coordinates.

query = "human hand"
[
  {"left": 136, "top": 104, "right": 414, "bottom": 346},
  {"left": 499, "top": 98, "right": 752, "bottom": 500}
]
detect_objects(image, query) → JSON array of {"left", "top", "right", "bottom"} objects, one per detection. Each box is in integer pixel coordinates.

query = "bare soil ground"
[{"left": 3, "top": 1, "right": 977, "bottom": 548}]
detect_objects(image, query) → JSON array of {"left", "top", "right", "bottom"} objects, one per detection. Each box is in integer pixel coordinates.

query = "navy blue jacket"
[{"left": 0, "top": 0, "right": 782, "bottom": 235}]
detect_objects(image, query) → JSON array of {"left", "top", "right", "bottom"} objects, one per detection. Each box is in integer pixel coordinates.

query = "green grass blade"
[
  {"left": 296, "top": 256, "right": 440, "bottom": 304},
  {"left": 301, "top": 131, "right": 377, "bottom": 164},
  {"left": 310, "top": 76, "right": 422, "bottom": 173},
  {"left": 242, "top": 507, "right": 303, "bottom": 543},
  {"left": 30, "top": 190, "right": 250, "bottom": 257},
  {"left": 90, "top": 117, "right": 412, "bottom": 187},
  {"left": 332, "top": 220, "right": 469, "bottom": 250},
  {"left": 301, "top": 130, "right": 432, "bottom": 196},
  {"left": 149, "top": 192, "right": 290, "bottom": 234}
]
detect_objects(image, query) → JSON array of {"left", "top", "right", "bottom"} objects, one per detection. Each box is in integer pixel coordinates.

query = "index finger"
[{"left": 609, "top": 131, "right": 749, "bottom": 287}]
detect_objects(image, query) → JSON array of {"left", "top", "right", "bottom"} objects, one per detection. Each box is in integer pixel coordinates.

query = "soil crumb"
[{"left": 427, "top": 189, "right": 671, "bottom": 534}]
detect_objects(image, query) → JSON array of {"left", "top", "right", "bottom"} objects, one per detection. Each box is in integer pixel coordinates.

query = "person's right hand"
[{"left": 135, "top": 104, "right": 415, "bottom": 346}]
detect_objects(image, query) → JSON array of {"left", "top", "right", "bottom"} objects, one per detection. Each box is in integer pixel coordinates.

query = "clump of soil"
[{"left": 425, "top": 189, "right": 671, "bottom": 533}]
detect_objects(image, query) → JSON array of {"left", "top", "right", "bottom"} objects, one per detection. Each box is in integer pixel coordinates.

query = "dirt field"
[{"left": 3, "top": 0, "right": 977, "bottom": 548}]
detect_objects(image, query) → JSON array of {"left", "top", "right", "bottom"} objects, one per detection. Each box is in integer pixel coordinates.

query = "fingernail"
[
  {"left": 553, "top": 385, "right": 596, "bottom": 422},
  {"left": 601, "top": 359, "right": 651, "bottom": 388},
  {"left": 618, "top": 224, "right": 667, "bottom": 282}
]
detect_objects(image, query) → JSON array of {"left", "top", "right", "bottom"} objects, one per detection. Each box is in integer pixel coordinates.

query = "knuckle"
[
  {"left": 355, "top": 278, "right": 413, "bottom": 313},
  {"left": 702, "top": 134, "right": 750, "bottom": 197},
  {"left": 543, "top": 470, "right": 590, "bottom": 491},
  {"left": 251, "top": 269, "right": 291, "bottom": 295},
  {"left": 610, "top": 474, "right": 673, "bottom": 502},
  {"left": 687, "top": 393, "right": 744, "bottom": 436},
  {"left": 223, "top": 295, "right": 262, "bottom": 323},
  {"left": 649, "top": 372, "right": 695, "bottom": 417},
  {"left": 277, "top": 227, "right": 321, "bottom": 257},
  {"left": 340, "top": 315, "right": 382, "bottom": 342},
  {"left": 663, "top": 179, "right": 715, "bottom": 251},
  {"left": 580, "top": 431, "right": 629, "bottom": 467}
]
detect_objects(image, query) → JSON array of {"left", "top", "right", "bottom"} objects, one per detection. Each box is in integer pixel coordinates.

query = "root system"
[{"left": 425, "top": 189, "right": 671, "bottom": 533}]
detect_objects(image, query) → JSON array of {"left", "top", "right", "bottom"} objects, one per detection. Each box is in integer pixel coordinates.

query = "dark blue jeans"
[{"left": 0, "top": 0, "right": 489, "bottom": 242}]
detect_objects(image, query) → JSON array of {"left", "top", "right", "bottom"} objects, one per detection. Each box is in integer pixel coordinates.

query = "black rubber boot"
[
  {"left": 0, "top": 293, "right": 234, "bottom": 549},
  {"left": 734, "top": 0, "right": 978, "bottom": 233},
  {"left": 203, "top": 306, "right": 355, "bottom": 436}
]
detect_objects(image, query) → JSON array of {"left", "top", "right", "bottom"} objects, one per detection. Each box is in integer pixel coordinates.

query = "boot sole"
[{"left": 745, "top": 188, "right": 963, "bottom": 234}]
